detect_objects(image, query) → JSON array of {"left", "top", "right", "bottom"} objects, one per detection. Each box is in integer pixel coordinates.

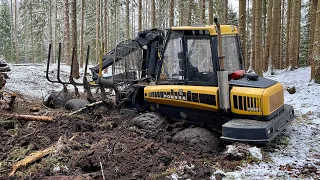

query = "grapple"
[{"left": 46, "top": 29, "right": 165, "bottom": 107}]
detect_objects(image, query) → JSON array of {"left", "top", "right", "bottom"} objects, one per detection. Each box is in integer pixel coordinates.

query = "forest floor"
[{"left": 0, "top": 64, "right": 320, "bottom": 179}]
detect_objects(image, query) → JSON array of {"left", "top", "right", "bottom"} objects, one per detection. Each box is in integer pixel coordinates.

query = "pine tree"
[
  {"left": 312, "top": 0, "right": 320, "bottom": 82},
  {"left": 251, "top": 0, "right": 256, "bottom": 70},
  {"left": 273, "top": 0, "right": 281, "bottom": 70},
  {"left": 285, "top": 0, "right": 292, "bottom": 68},
  {"left": 63, "top": 0, "right": 71, "bottom": 65},
  {"left": 70, "top": 0, "right": 79, "bottom": 78},
  {"left": 263, "top": 0, "right": 273, "bottom": 71},
  {"left": 14, "top": 0, "right": 18, "bottom": 63},
  {"left": 151, "top": 0, "right": 155, "bottom": 28},
  {"left": 200, "top": 0, "right": 205, "bottom": 23},
  {"left": 169, "top": 0, "right": 174, "bottom": 27},
  {"left": 307, "top": 0, "right": 318, "bottom": 66},
  {"left": 138, "top": 0, "right": 142, "bottom": 30},
  {"left": 289, "top": 0, "right": 300, "bottom": 69},
  {"left": 254, "top": 0, "right": 262, "bottom": 76},
  {"left": 239, "top": 0, "right": 247, "bottom": 70},
  {"left": 209, "top": 0, "right": 213, "bottom": 24},
  {"left": 224, "top": 0, "right": 228, "bottom": 24},
  {"left": 80, "top": 0, "right": 85, "bottom": 68},
  {"left": 96, "top": 0, "right": 100, "bottom": 63},
  {"left": 104, "top": 0, "right": 108, "bottom": 53},
  {"left": 187, "top": 0, "right": 192, "bottom": 25},
  {"left": 126, "top": 0, "right": 130, "bottom": 38}
]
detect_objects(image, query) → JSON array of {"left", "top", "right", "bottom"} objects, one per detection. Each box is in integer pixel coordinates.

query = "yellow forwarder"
[{"left": 47, "top": 19, "right": 294, "bottom": 144}]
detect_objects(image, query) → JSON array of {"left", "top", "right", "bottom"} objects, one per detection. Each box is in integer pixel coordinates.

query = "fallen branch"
[
  {"left": 100, "top": 161, "right": 105, "bottom": 180},
  {"left": 1, "top": 113, "right": 54, "bottom": 122},
  {"left": 9, "top": 146, "right": 55, "bottom": 176},
  {"left": 68, "top": 100, "right": 104, "bottom": 116}
]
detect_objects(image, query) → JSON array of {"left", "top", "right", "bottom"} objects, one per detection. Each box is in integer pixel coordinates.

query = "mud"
[{"left": 0, "top": 100, "right": 243, "bottom": 180}]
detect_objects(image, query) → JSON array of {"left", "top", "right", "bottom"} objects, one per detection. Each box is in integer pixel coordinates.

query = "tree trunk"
[
  {"left": 285, "top": 0, "right": 292, "bottom": 68},
  {"left": 30, "top": 0, "right": 34, "bottom": 62},
  {"left": 270, "top": 0, "right": 281, "bottom": 72},
  {"left": 254, "top": 0, "right": 262, "bottom": 76},
  {"left": 200, "top": 0, "right": 205, "bottom": 23},
  {"left": 96, "top": 0, "right": 100, "bottom": 63},
  {"left": 209, "top": 0, "right": 213, "bottom": 24},
  {"left": 48, "top": 0, "right": 52, "bottom": 55},
  {"left": 224, "top": 0, "right": 228, "bottom": 24},
  {"left": 63, "top": 0, "right": 70, "bottom": 65},
  {"left": 263, "top": 0, "right": 273, "bottom": 72},
  {"left": 169, "top": 0, "right": 174, "bottom": 27},
  {"left": 312, "top": 0, "right": 320, "bottom": 82},
  {"left": 80, "top": 0, "right": 85, "bottom": 68},
  {"left": 104, "top": 0, "right": 108, "bottom": 53},
  {"left": 239, "top": 0, "right": 247, "bottom": 70},
  {"left": 138, "top": 0, "right": 142, "bottom": 30},
  {"left": 10, "top": 0, "right": 13, "bottom": 62},
  {"left": 307, "top": 0, "right": 318, "bottom": 67},
  {"left": 151, "top": 0, "right": 155, "bottom": 28},
  {"left": 279, "top": 0, "right": 285, "bottom": 69},
  {"left": 187, "top": 0, "right": 192, "bottom": 25},
  {"left": 295, "top": 0, "right": 301, "bottom": 67},
  {"left": 14, "top": 0, "right": 18, "bottom": 63},
  {"left": 70, "top": 0, "right": 79, "bottom": 78},
  {"left": 289, "top": 0, "right": 300, "bottom": 69},
  {"left": 251, "top": 0, "right": 256, "bottom": 70},
  {"left": 274, "top": 0, "right": 281, "bottom": 70},
  {"left": 53, "top": 0, "right": 58, "bottom": 63},
  {"left": 126, "top": 0, "right": 130, "bottom": 38}
]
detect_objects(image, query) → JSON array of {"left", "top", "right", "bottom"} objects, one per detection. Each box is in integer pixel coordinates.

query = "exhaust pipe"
[{"left": 214, "top": 18, "right": 230, "bottom": 112}]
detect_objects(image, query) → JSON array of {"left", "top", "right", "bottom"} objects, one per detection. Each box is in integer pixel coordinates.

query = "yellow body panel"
[
  {"left": 145, "top": 83, "right": 284, "bottom": 116},
  {"left": 230, "top": 83, "right": 284, "bottom": 116},
  {"left": 230, "top": 87, "right": 264, "bottom": 116},
  {"left": 144, "top": 85, "right": 219, "bottom": 112},
  {"left": 262, "top": 83, "right": 284, "bottom": 115},
  {"left": 171, "top": 25, "right": 238, "bottom": 36}
]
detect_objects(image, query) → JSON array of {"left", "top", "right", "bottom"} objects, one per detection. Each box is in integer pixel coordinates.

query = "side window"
[{"left": 221, "top": 36, "right": 241, "bottom": 72}]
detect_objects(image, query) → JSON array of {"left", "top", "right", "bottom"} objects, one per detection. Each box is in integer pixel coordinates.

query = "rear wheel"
[
  {"left": 131, "top": 112, "right": 165, "bottom": 129},
  {"left": 44, "top": 91, "right": 72, "bottom": 108},
  {"left": 172, "top": 127, "right": 220, "bottom": 152},
  {"left": 65, "top": 99, "right": 90, "bottom": 111}
]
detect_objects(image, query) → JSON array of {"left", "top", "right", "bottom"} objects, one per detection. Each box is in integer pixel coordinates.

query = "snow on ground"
[
  {"left": 4, "top": 63, "right": 112, "bottom": 100},
  {"left": 225, "top": 67, "right": 320, "bottom": 179},
  {"left": 3, "top": 64, "right": 320, "bottom": 179}
]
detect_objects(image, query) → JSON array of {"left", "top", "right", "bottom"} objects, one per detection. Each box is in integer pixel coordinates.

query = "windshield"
[{"left": 161, "top": 32, "right": 183, "bottom": 80}]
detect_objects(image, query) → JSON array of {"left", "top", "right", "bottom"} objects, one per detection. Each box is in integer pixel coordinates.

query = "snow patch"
[
  {"left": 248, "top": 147, "right": 262, "bottom": 160},
  {"left": 225, "top": 67, "right": 320, "bottom": 179}
]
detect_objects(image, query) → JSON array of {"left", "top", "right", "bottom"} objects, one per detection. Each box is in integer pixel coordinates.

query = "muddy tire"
[
  {"left": 172, "top": 127, "right": 219, "bottom": 152},
  {"left": 65, "top": 99, "right": 90, "bottom": 111},
  {"left": 44, "top": 91, "right": 72, "bottom": 108},
  {"left": 131, "top": 112, "right": 165, "bottom": 129}
]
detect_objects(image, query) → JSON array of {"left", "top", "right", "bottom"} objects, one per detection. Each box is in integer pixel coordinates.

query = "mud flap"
[{"left": 221, "top": 104, "right": 295, "bottom": 144}]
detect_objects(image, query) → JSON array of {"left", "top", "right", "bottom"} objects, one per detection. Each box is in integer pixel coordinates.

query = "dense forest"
[{"left": 0, "top": 0, "right": 319, "bottom": 81}]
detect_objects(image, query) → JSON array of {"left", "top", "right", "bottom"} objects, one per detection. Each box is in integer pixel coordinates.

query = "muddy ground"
[{"left": 0, "top": 96, "right": 250, "bottom": 180}]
